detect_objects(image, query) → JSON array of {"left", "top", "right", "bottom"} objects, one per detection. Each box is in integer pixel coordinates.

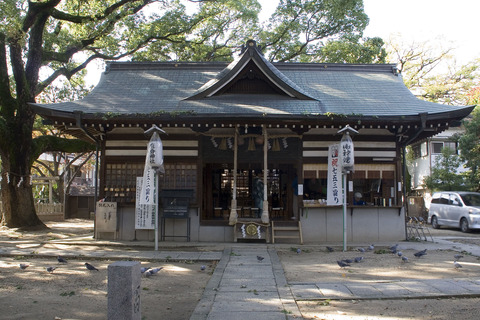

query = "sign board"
[
  {"left": 135, "top": 177, "right": 155, "bottom": 229},
  {"left": 95, "top": 201, "right": 117, "bottom": 232},
  {"left": 327, "top": 144, "right": 343, "bottom": 206}
]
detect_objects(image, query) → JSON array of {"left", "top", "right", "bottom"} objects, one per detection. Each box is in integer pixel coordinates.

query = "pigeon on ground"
[
  {"left": 454, "top": 254, "right": 464, "bottom": 260},
  {"left": 46, "top": 266, "right": 56, "bottom": 273},
  {"left": 326, "top": 246, "right": 334, "bottom": 252},
  {"left": 149, "top": 267, "right": 163, "bottom": 274},
  {"left": 19, "top": 263, "right": 29, "bottom": 270},
  {"left": 140, "top": 267, "right": 151, "bottom": 274},
  {"left": 358, "top": 247, "right": 366, "bottom": 253},
  {"left": 85, "top": 262, "right": 99, "bottom": 271},
  {"left": 342, "top": 259, "right": 354, "bottom": 264},
  {"left": 296, "top": 248, "right": 301, "bottom": 254},
  {"left": 145, "top": 267, "right": 163, "bottom": 276},
  {"left": 401, "top": 256, "right": 409, "bottom": 263},
  {"left": 454, "top": 260, "right": 463, "bottom": 269},
  {"left": 397, "top": 251, "right": 403, "bottom": 257},
  {"left": 57, "top": 256, "right": 68, "bottom": 264},
  {"left": 200, "top": 265, "right": 206, "bottom": 271},
  {"left": 337, "top": 260, "right": 350, "bottom": 268},
  {"left": 389, "top": 244, "right": 398, "bottom": 251},
  {"left": 368, "top": 244, "right": 375, "bottom": 251},
  {"left": 256, "top": 256, "right": 264, "bottom": 262},
  {"left": 414, "top": 249, "right": 427, "bottom": 258},
  {"left": 354, "top": 256, "right": 364, "bottom": 263}
]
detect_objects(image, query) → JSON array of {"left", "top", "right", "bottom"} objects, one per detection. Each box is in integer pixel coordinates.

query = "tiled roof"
[{"left": 31, "top": 42, "right": 472, "bottom": 119}]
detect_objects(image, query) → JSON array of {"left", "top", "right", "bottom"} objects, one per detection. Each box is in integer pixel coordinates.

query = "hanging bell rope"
[{"left": 248, "top": 137, "right": 256, "bottom": 151}]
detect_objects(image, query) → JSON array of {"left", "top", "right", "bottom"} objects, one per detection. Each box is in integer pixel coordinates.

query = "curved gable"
[{"left": 185, "top": 40, "right": 317, "bottom": 101}]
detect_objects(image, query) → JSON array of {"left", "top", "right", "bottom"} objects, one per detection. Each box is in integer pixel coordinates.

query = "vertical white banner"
[
  {"left": 327, "top": 144, "right": 343, "bottom": 206},
  {"left": 135, "top": 177, "right": 155, "bottom": 229}
]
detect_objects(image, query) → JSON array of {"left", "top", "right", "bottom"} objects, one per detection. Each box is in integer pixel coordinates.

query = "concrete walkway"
[{"left": 190, "top": 246, "right": 302, "bottom": 320}]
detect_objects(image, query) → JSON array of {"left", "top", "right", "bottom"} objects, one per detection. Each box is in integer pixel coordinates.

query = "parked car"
[{"left": 428, "top": 191, "right": 480, "bottom": 232}]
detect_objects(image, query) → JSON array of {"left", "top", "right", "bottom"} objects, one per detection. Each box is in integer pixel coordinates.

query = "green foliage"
[
  {"left": 423, "top": 147, "right": 468, "bottom": 192},
  {"left": 458, "top": 92, "right": 480, "bottom": 191},
  {"left": 387, "top": 37, "right": 479, "bottom": 106},
  {"left": 259, "top": 0, "right": 369, "bottom": 62},
  {"left": 315, "top": 36, "right": 387, "bottom": 64}
]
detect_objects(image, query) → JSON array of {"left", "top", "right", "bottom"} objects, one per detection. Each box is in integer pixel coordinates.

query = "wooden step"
[
  {"left": 273, "top": 227, "right": 300, "bottom": 231},
  {"left": 271, "top": 221, "right": 303, "bottom": 244}
]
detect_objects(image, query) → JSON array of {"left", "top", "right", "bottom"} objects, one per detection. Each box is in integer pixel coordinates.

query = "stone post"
[{"left": 108, "top": 261, "right": 141, "bottom": 320}]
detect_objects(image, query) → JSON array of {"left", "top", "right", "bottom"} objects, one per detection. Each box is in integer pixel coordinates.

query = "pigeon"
[
  {"left": 414, "top": 249, "right": 427, "bottom": 258},
  {"left": 200, "top": 265, "right": 206, "bottom": 271},
  {"left": 19, "top": 263, "right": 29, "bottom": 270},
  {"left": 46, "top": 266, "right": 56, "bottom": 273},
  {"left": 256, "top": 255, "right": 265, "bottom": 262},
  {"left": 296, "top": 248, "right": 301, "bottom": 254},
  {"left": 149, "top": 267, "right": 163, "bottom": 275},
  {"left": 354, "top": 256, "right": 364, "bottom": 263},
  {"left": 389, "top": 244, "right": 398, "bottom": 251},
  {"left": 454, "top": 260, "right": 463, "bottom": 269},
  {"left": 454, "top": 254, "right": 464, "bottom": 260},
  {"left": 326, "top": 246, "right": 335, "bottom": 252},
  {"left": 342, "top": 259, "right": 354, "bottom": 264},
  {"left": 141, "top": 267, "right": 151, "bottom": 274},
  {"left": 337, "top": 260, "right": 350, "bottom": 268},
  {"left": 368, "top": 244, "right": 375, "bottom": 251},
  {"left": 358, "top": 247, "right": 366, "bottom": 253},
  {"left": 85, "top": 262, "right": 99, "bottom": 271},
  {"left": 401, "top": 256, "right": 409, "bottom": 263},
  {"left": 57, "top": 256, "right": 68, "bottom": 264},
  {"left": 145, "top": 267, "right": 163, "bottom": 276},
  {"left": 397, "top": 251, "right": 403, "bottom": 257}
]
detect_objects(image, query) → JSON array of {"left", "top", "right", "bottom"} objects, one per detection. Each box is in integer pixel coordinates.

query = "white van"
[{"left": 428, "top": 191, "right": 480, "bottom": 232}]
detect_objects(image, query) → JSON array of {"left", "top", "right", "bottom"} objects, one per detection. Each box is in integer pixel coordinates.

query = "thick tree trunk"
[
  {"left": 1, "top": 177, "right": 43, "bottom": 227},
  {"left": 0, "top": 105, "right": 44, "bottom": 228}
]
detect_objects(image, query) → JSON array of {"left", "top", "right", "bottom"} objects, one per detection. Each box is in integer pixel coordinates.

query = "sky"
[{"left": 86, "top": 0, "right": 480, "bottom": 85}]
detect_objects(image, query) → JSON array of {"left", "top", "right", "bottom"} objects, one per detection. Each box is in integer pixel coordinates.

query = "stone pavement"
[
  {"left": 289, "top": 278, "right": 480, "bottom": 301},
  {"left": 190, "top": 246, "right": 302, "bottom": 320},
  {"left": 188, "top": 240, "right": 480, "bottom": 320}
]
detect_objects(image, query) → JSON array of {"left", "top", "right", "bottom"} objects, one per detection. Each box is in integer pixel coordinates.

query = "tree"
[
  {"left": 313, "top": 35, "right": 386, "bottom": 64},
  {"left": 423, "top": 147, "right": 468, "bottom": 192},
  {"left": 0, "top": 0, "right": 260, "bottom": 228},
  {"left": 386, "top": 36, "right": 479, "bottom": 105},
  {"left": 387, "top": 37, "right": 480, "bottom": 193},
  {"left": 259, "top": 0, "right": 369, "bottom": 62},
  {"left": 458, "top": 88, "right": 480, "bottom": 191},
  {"left": 1, "top": 0, "right": 371, "bottom": 228}
]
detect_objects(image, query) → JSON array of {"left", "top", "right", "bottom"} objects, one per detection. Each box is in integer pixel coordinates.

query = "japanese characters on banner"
[
  {"left": 139, "top": 131, "right": 164, "bottom": 205},
  {"left": 327, "top": 144, "right": 343, "bottom": 206},
  {"left": 135, "top": 177, "right": 155, "bottom": 229}
]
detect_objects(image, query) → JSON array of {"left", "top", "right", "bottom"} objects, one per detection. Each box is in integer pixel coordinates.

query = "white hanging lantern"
[
  {"left": 146, "top": 132, "right": 164, "bottom": 170},
  {"left": 338, "top": 125, "right": 358, "bottom": 173}
]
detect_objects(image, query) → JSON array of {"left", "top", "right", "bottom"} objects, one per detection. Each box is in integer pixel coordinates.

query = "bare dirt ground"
[
  {"left": 1, "top": 220, "right": 480, "bottom": 319},
  {"left": 0, "top": 220, "right": 212, "bottom": 320}
]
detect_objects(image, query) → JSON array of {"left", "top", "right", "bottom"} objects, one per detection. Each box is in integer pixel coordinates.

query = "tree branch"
[
  {"left": 0, "top": 33, "right": 15, "bottom": 108},
  {"left": 31, "top": 135, "right": 95, "bottom": 167}
]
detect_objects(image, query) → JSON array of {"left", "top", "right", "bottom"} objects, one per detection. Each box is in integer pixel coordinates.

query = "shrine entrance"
[{"left": 202, "top": 163, "right": 296, "bottom": 222}]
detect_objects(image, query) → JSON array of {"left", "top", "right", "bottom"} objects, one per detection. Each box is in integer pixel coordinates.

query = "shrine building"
[{"left": 32, "top": 40, "right": 474, "bottom": 243}]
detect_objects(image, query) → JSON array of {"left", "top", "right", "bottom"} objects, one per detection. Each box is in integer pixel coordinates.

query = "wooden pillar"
[
  {"left": 261, "top": 126, "right": 269, "bottom": 224},
  {"left": 229, "top": 128, "right": 238, "bottom": 225}
]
